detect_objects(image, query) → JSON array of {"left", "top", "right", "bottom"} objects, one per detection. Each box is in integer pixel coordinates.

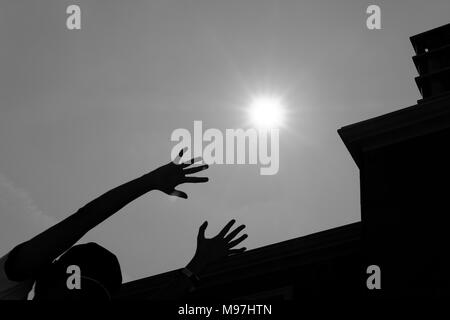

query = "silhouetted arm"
[
  {"left": 6, "top": 150, "right": 208, "bottom": 281},
  {"left": 148, "top": 220, "right": 247, "bottom": 300}
]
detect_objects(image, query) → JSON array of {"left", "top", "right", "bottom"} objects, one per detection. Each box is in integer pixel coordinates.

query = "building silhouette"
[
  {"left": 339, "top": 23, "right": 450, "bottom": 297},
  {"left": 116, "top": 24, "right": 450, "bottom": 299}
]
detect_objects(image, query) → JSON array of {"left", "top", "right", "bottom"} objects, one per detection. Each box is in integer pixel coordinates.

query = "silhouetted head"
[{"left": 34, "top": 242, "right": 122, "bottom": 300}]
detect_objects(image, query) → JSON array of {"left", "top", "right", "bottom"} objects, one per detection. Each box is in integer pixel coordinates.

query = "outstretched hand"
[
  {"left": 187, "top": 220, "right": 248, "bottom": 274},
  {"left": 148, "top": 148, "right": 209, "bottom": 199}
]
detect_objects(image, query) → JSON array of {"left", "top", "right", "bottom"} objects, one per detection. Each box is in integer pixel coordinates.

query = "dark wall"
[{"left": 361, "top": 129, "right": 450, "bottom": 296}]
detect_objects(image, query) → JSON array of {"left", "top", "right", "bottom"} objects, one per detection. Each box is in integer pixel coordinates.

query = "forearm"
[
  {"left": 77, "top": 172, "right": 157, "bottom": 221},
  {"left": 7, "top": 172, "right": 157, "bottom": 280}
]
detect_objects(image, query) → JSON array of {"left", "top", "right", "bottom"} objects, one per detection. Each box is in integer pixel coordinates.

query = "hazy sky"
[{"left": 1, "top": 0, "right": 449, "bottom": 282}]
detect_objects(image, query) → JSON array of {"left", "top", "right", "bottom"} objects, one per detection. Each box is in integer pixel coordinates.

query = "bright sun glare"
[{"left": 248, "top": 95, "right": 285, "bottom": 129}]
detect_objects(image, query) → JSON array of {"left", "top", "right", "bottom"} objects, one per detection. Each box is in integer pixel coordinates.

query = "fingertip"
[{"left": 179, "top": 147, "right": 187, "bottom": 156}]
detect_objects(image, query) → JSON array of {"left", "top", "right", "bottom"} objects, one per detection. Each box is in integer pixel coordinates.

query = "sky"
[{"left": 1, "top": 0, "right": 449, "bottom": 282}]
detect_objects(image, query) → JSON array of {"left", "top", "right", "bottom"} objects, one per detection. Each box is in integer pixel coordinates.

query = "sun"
[{"left": 248, "top": 94, "right": 285, "bottom": 129}]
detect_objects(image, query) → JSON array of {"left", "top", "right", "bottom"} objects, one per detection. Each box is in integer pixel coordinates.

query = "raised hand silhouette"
[
  {"left": 186, "top": 220, "right": 248, "bottom": 274},
  {"left": 148, "top": 148, "right": 209, "bottom": 199},
  {"left": 149, "top": 220, "right": 248, "bottom": 299}
]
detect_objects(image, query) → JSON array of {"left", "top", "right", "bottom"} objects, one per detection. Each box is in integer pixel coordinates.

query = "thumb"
[{"left": 198, "top": 221, "right": 208, "bottom": 239}]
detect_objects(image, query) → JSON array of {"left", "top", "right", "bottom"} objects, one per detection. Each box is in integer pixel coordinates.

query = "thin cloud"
[{"left": 0, "top": 173, "right": 57, "bottom": 255}]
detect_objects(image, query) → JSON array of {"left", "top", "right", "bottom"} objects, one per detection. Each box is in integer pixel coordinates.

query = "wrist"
[
  {"left": 186, "top": 258, "right": 206, "bottom": 275},
  {"left": 140, "top": 172, "right": 158, "bottom": 191},
  {"left": 180, "top": 267, "right": 200, "bottom": 292}
]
